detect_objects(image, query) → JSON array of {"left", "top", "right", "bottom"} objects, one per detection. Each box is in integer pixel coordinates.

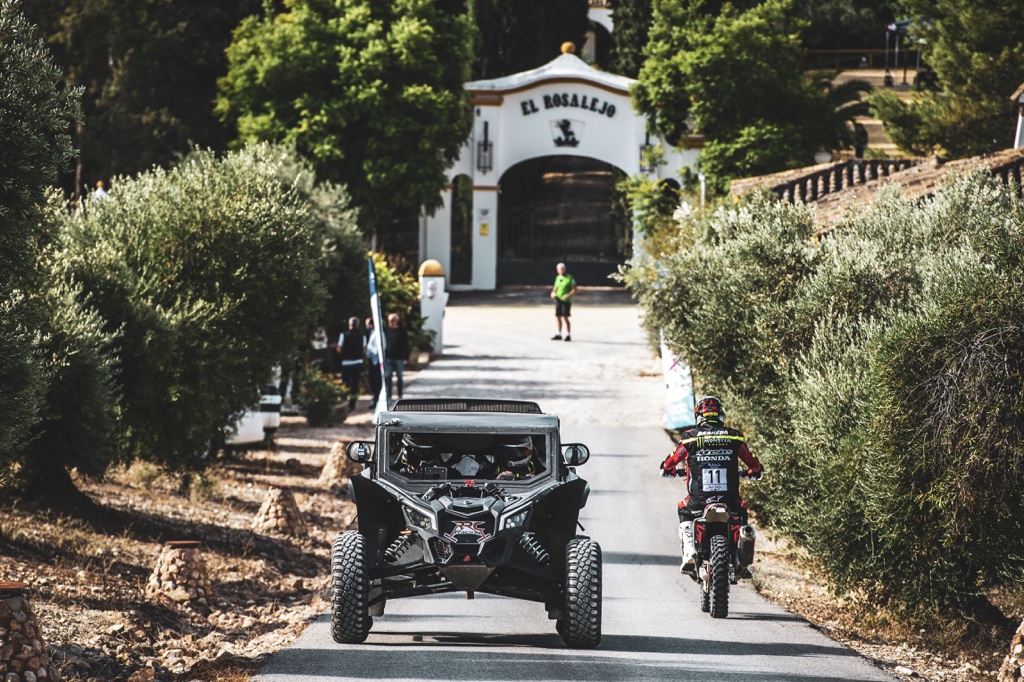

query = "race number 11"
[{"left": 702, "top": 467, "right": 727, "bottom": 492}]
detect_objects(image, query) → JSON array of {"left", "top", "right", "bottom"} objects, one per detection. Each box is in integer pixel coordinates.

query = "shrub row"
[
  {"left": 3, "top": 143, "right": 365, "bottom": 492},
  {"left": 623, "top": 171, "right": 1024, "bottom": 621}
]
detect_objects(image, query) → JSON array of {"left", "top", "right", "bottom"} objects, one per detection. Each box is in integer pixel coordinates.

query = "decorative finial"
[{"left": 560, "top": 42, "right": 576, "bottom": 55}]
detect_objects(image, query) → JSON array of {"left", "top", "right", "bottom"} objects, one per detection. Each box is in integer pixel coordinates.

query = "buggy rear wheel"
[{"left": 331, "top": 531, "right": 372, "bottom": 643}]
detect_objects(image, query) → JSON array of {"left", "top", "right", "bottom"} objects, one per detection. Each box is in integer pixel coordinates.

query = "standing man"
[
  {"left": 550, "top": 262, "right": 578, "bottom": 342},
  {"left": 337, "top": 317, "right": 365, "bottom": 412},
  {"left": 384, "top": 312, "right": 410, "bottom": 403}
]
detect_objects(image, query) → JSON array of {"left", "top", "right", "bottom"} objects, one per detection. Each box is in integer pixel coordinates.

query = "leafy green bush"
[
  {"left": 296, "top": 367, "right": 344, "bottom": 427},
  {"left": 624, "top": 170, "right": 1024, "bottom": 622},
  {"left": 15, "top": 246, "right": 122, "bottom": 492},
  {"left": 371, "top": 252, "right": 434, "bottom": 352},
  {"left": 57, "top": 143, "right": 327, "bottom": 472}
]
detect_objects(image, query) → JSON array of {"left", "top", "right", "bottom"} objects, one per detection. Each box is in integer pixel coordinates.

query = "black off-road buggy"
[{"left": 331, "top": 399, "right": 602, "bottom": 648}]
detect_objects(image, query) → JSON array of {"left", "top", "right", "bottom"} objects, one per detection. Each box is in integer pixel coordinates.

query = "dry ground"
[{"left": 0, "top": 411, "right": 1018, "bottom": 681}]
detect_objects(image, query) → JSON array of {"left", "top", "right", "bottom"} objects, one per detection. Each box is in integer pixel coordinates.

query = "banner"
[
  {"left": 368, "top": 256, "right": 389, "bottom": 420},
  {"left": 660, "top": 332, "right": 695, "bottom": 431}
]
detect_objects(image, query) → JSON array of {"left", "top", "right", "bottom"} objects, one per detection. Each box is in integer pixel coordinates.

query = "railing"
[
  {"left": 991, "top": 155, "right": 1024, "bottom": 196},
  {"left": 770, "top": 159, "right": 920, "bottom": 204},
  {"left": 803, "top": 49, "right": 922, "bottom": 72}
]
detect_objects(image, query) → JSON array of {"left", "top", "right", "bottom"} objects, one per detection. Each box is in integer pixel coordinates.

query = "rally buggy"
[{"left": 331, "top": 399, "right": 601, "bottom": 648}]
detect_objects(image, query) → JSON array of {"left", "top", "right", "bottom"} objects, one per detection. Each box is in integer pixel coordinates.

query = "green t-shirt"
[{"left": 553, "top": 273, "right": 576, "bottom": 301}]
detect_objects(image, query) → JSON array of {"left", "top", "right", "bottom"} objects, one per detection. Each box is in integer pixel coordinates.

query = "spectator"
[
  {"left": 550, "top": 262, "right": 578, "bottom": 341},
  {"left": 854, "top": 123, "right": 869, "bottom": 159},
  {"left": 337, "top": 317, "right": 365, "bottom": 411}
]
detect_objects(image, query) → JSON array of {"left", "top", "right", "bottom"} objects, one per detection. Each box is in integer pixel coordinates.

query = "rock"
[
  {"left": 999, "top": 618, "right": 1024, "bottom": 682},
  {"left": 0, "top": 589, "right": 56, "bottom": 682},
  {"left": 319, "top": 441, "right": 362, "bottom": 490},
  {"left": 107, "top": 623, "right": 125, "bottom": 635},
  {"left": 145, "top": 543, "right": 215, "bottom": 607},
  {"left": 894, "top": 666, "right": 917, "bottom": 677},
  {"left": 252, "top": 488, "right": 307, "bottom": 537}
]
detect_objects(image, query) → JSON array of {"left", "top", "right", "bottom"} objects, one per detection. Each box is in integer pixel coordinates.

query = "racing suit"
[{"left": 660, "top": 422, "right": 762, "bottom": 571}]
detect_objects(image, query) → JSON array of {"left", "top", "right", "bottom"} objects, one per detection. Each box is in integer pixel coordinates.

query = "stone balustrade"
[{"left": 768, "top": 159, "right": 919, "bottom": 204}]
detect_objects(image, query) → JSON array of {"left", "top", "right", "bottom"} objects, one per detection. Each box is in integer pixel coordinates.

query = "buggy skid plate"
[{"left": 439, "top": 565, "right": 495, "bottom": 591}]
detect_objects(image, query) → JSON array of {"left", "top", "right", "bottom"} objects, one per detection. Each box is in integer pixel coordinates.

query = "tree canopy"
[
  {"left": 634, "top": 0, "right": 850, "bottom": 188},
  {"left": 609, "top": 0, "right": 653, "bottom": 78},
  {"left": 470, "top": 0, "right": 589, "bottom": 79},
  {"left": 21, "top": 0, "right": 261, "bottom": 196},
  {"left": 870, "top": 0, "right": 1024, "bottom": 157},
  {"left": 216, "top": 0, "right": 475, "bottom": 232}
]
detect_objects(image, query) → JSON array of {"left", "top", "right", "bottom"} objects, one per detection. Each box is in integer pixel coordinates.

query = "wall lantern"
[
  {"left": 477, "top": 121, "right": 493, "bottom": 174},
  {"left": 639, "top": 132, "right": 655, "bottom": 174}
]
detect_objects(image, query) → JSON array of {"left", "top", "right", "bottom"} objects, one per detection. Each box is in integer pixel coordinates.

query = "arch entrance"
[
  {"left": 421, "top": 48, "right": 702, "bottom": 290},
  {"left": 498, "top": 156, "right": 629, "bottom": 285}
]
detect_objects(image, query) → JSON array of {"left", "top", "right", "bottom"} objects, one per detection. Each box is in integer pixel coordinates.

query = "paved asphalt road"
[{"left": 257, "top": 288, "right": 893, "bottom": 682}]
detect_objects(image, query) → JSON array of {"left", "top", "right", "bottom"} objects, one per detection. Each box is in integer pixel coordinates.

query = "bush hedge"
[
  {"left": 623, "top": 171, "right": 1024, "bottom": 621},
  {"left": 51, "top": 144, "right": 336, "bottom": 474}
]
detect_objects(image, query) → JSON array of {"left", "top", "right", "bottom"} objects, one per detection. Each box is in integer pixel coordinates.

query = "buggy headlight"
[
  {"left": 405, "top": 506, "right": 433, "bottom": 530},
  {"left": 501, "top": 509, "right": 530, "bottom": 530}
]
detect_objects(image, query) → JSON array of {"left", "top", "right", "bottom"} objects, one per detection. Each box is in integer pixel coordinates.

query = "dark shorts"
[{"left": 554, "top": 299, "right": 572, "bottom": 317}]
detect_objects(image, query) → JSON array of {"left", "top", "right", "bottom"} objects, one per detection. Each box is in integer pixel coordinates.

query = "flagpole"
[{"left": 367, "top": 255, "right": 389, "bottom": 421}]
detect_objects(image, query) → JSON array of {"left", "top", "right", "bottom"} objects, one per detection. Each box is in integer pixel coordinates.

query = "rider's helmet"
[
  {"left": 499, "top": 436, "right": 535, "bottom": 468},
  {"left": 694, "top": 396, "right": 725, "bottom": 427},
  {"left": 401, "top": 432, "right": 438, "bottom": 467}
]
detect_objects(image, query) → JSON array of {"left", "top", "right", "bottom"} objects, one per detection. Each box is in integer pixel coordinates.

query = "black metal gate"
[{"left": 496, "top": 158, "right": 630, "bottom": 286}]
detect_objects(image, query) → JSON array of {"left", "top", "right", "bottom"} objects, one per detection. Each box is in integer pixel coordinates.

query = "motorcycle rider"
[{"left": 660, "top": 396, "right": 763, "bottom": 576}]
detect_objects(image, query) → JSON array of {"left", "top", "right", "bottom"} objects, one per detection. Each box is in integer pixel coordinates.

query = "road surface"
[{"left": 257, "top": 288, "right": 892, "bottom": 682}]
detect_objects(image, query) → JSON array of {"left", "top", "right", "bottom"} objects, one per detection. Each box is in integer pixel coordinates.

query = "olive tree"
[
  {"left": 0, "top": 0, "right": 80, "bottom": 481},
  {"left": 57, "top": 144, "right": 332, "bottom": 472}
]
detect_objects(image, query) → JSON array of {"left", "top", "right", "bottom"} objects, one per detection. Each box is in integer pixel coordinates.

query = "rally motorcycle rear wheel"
[
  {"left": 561, "top": 538, "right": 602, "bottom": 648},
  {"left": 709, "top": 534, "right": 730, "bottom": 618},
  {"left": 331, "top": 531, "right": 373, "bottom": 643}
]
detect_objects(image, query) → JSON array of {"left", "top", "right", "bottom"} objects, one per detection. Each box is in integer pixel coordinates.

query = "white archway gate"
[{"left": 421, "top": 49, "right": 701, "bottom": 291}]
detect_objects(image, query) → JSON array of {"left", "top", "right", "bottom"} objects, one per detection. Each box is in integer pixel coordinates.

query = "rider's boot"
[{"left": 678, "top": 521, "right": 696, "bottom": 575}]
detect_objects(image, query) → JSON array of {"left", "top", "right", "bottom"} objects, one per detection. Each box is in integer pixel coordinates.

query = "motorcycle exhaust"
[{"left": 738, "top": 525, "right": 756, "bottom": 567}]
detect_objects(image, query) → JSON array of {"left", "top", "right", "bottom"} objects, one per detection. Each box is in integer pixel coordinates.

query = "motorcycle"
[{"left": 666, "top": 468, "right": 762, "bottom": 619}]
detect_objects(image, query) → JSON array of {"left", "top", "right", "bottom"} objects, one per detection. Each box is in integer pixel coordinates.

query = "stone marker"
[
  {"left": 145, "top": 541, "right": 215, "bottom": 607},
  {"left": 252, "top": 488, "right": 307, "bottom": 536},
  {"left": 0, "top": 582, "right": 60, "bottom": 682},
  {"left": 998, "top": 617, "right": 1024, "bottom": 681},
  {"left": 318, "top": 441, "right": 361, "bottom": 492}
]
